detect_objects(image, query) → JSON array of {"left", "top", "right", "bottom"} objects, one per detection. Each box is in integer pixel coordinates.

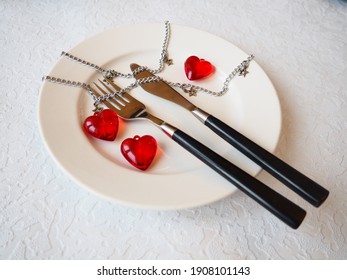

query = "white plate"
[{"left": 38, "top": 23, "right": 281, "bottom": 210}]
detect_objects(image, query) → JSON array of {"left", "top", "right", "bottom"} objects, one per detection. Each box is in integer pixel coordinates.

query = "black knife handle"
[
  {"left": 171, "top": 129, "right": 306, "bottom": 229},
  {"left": 204, "top": 115, "right": 329, "bottom": 207}
]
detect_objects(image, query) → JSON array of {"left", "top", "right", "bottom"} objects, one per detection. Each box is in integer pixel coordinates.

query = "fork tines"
[{"left": 91, "top": 79, "right": 127, "bottom": 111}]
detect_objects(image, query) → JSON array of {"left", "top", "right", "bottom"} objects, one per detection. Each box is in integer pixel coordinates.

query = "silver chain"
[
  {"left": 42, "top": 74, "right": 162, "bottom": 110},
  {"left": 61, "top": 21, "right": 172, "bottom": 79},
  {"left": 41, "top": 75, "right": 89, "bottom": 90},
  {"left": 43, "top": 21, "right": 255, "bottom": 109},
  {"left": 61, "top": 50, "right": 253, "bottom": 97},
  {"left": 60, "top": 21, "right": 254, "bottom": 97},
  {"left": 91, "top": 76, "right": 162, "bottom": 107}
]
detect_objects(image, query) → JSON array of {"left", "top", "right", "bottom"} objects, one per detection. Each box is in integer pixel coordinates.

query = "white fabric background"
[{"left": 1, "top": 0, "right": 346, "bottom": 259}]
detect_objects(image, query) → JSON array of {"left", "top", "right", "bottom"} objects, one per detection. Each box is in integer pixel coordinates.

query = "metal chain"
[
  {"left": 42, "top": 75, "right": 162, "bottom": 110},
  {"left": 41, "top": 75, "right": 89, "bottom": 90},
  {"left": 43, "top": 21, "right": 255, "bottom": 110},
  {"left": 58, "top": 51, "right": 253, "bottom": 98},
  {"left": 60, "top": 21, "right": 254, "bottom": 97},
  {"left": 61, "top": 50, "right": 254, "bottom": 97},
  {"left": 94, "top": 76, "right": 162, "bottom": 106},
  {"left": 151, "top": 20, "right": 173, "bottom": 73},
  {"left": 61, "top": 21, "right": 172, "bottom": 79},
  {"left": 43, "top": 53, "right": 254, "bottom": 108}
]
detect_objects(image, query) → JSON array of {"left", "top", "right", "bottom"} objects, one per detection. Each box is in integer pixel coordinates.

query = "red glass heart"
[
  {"left": 121, "top": 135, "right": 158, "bottom": 171},
  {"left": 83, "top": 109, "right": 119, "bottom": 141},
  {"left": 184, "top": 56, "right": 215, "bottom": 80}
]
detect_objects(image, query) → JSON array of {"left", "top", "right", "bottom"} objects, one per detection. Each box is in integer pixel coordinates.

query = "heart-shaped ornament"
[
  {"left": 83, "top": 109, "right": 119, "bottom": 141},
  {"left": 184, "top": 56, "right": 215, "bottom": 80},
  {"left": 121, "top": 135, "right": 158, "bottom": 171}
]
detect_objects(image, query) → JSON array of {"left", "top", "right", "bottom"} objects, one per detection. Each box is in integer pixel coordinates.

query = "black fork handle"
[
  {"left": 204, "top": 115, "right": 329, "bottom": 207},
  {"left": 169, "top": 128, "right": 306, "bottom": 229}
]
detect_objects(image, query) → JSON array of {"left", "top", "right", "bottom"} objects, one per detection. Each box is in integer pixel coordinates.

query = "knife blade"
[{"left": 130, "top": 63, "right": 329, "bottom": 207}]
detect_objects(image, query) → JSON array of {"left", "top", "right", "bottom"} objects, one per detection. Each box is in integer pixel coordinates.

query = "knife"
[{"left": 130, "top": 63, "right": 329, "bottom": 207}]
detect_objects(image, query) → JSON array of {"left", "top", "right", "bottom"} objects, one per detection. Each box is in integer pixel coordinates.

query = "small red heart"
[
  {"left": 83, "top": 109, "right": 119, "bottom": 141},
  {"left": 184, "top": 56, "right": 215, "bottom": 80},
  {"left": 121, "top": 135, "right": 157, "bottom": 170}
]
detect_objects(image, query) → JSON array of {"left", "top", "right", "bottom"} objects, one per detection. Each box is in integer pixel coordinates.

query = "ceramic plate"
[{"left": 38, "top": 23, "right": 281, "bottom": 209}]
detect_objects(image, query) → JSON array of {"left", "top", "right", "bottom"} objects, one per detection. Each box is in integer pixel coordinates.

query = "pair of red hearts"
[
  {"left": 83, "top": 109, "right": 157, "bottom": 170},
  {"left": 82, "top": 55, "right": 214, "bottom": 168}
]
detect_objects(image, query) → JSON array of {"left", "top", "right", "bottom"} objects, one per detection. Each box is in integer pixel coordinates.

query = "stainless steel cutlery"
[
  {"left": 130, "top": 63, "right": 329, "bottom": 208},
  {"left": 89, "top": 78, "right": 306, "bottom": 229}
]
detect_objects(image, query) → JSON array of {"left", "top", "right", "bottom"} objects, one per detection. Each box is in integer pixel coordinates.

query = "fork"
[{"left": 91, "top": 78, "right": 306, "bottom": 229}]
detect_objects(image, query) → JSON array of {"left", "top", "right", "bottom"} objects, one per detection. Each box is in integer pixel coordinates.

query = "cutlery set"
[{"left": 84, "top": 63, "right": 329, "bottom": 229}]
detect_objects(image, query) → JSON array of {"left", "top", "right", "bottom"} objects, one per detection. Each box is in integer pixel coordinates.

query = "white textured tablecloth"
[{"left": 1, "top": 0, "right": 346, "bottom": 259}]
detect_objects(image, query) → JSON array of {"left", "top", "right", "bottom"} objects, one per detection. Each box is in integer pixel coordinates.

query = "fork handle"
[
  {"left": 203, "top": 115, "right": 329, "bottom": 207},
  {"left": 169, "top": 128, "right": 306, "bottom": 229}
]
